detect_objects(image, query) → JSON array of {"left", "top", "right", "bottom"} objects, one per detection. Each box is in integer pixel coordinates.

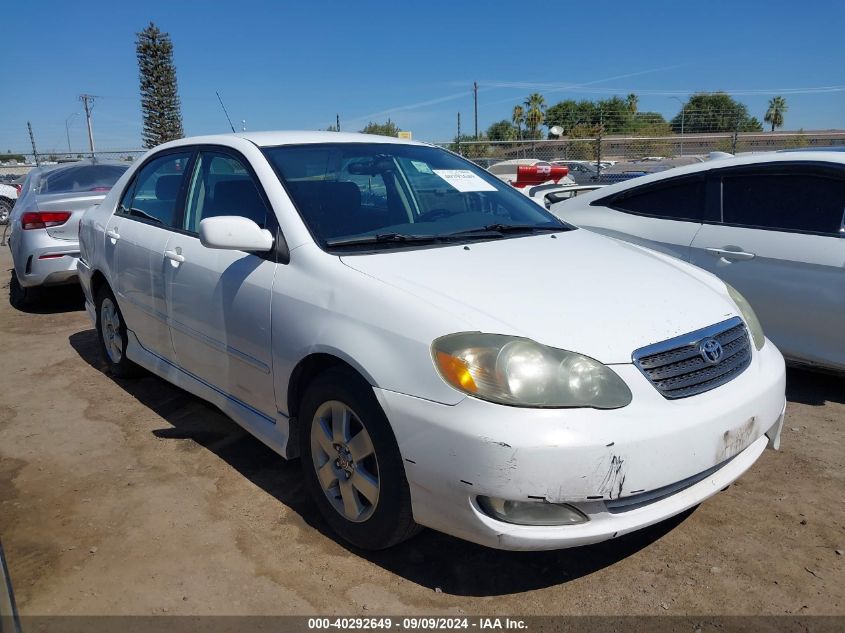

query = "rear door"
[
  {"left": 571, "top": 174, "right": 707, "bottom": 261},
  {"left": 105, "top": 151, "right": 193, "bottom": 361},
  {"left": 689, "top": 163, "right": 845, "bottom": 369},
  {"left": 163, "top": 148, "right": 278, "bottom": 418}
]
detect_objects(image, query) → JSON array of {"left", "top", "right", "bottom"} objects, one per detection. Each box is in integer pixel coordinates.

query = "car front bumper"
[{"left": 375, "top": 340, "right": 786, "bottom": 550}]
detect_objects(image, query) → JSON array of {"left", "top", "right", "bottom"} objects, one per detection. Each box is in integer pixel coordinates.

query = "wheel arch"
[
  {"left": 287, "top": 352, "right": 377, "bottom": 421},
  {"left": 90, "top": 269, "right": 109, "bottom": 302}
]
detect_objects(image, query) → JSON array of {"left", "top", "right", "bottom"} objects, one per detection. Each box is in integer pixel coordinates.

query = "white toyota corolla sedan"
[{"left": 78, "top": 132, "right": 786, "bottom": 551}]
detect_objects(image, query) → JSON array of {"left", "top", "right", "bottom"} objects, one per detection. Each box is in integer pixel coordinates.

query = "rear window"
[{"left": 38, "top": 164, "right": 127, "bottom": 194}]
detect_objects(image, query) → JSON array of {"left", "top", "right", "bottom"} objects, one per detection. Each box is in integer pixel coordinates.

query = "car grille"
[{"left": 632, "top": 317, "right": 752, "bottom": 399}]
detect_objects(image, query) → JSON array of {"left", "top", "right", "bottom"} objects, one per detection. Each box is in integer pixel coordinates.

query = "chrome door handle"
[
  {"left": 705, "top": 247, "right": 755, "bottom": 261},
  {"left": 164, "top": 249, "right": 185, "bottom": 263},
  {"left": 106, "top": 228, "right": 120, "bottom": 241}
]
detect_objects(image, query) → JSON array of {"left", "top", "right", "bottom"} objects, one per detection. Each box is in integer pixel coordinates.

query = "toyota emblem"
[{"left": 698, "top": 338, "right": 724, "bottom": 364}]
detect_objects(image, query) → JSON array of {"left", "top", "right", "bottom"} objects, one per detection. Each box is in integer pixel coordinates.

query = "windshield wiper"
[
  {"left": 446, "top": 223, "right": 568, "bottom": 237},
  {"left": 326, "top": 232, "right": 445, "bottom": 247}
]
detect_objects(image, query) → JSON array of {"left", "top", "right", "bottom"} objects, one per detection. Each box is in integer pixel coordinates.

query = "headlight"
[
  {"left": 432, "top": 333, "right": 632, "bottom": 409},
  {"left": 725, "top": 284, "right": 765, "bottom": 350}
]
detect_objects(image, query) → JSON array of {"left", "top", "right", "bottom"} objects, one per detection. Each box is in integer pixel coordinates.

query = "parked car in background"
[
  {"left": 521, "top": 183, "right": 605, "bottom": 209},
  {"left": 0, "top": 182, "right": 17, "bottom": 224},
  {"left": 8, "top": 160, "right": 128, "bottom": 305},
  {"left": 78, "top": 131, "right": 785, "bottom": 551},
  {"left": 488, "top": 159, "right": 576, "bottom": 187},
  {"left": 553, "top": 160, "right": 647, "bottom": 186},
  {"left": 551, "top": 151, "right": 845, "bottom": 372}
]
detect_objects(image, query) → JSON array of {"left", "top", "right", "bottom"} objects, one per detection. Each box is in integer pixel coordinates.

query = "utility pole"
[
  {"left": 596, "top": 109, "right": 603, "bottom": 178},
  {"left": 457, "top": 112, "right": 461, "bottom": 155},
  {"left": 27, "top": 121, "right": 40, "bottom": 166},
  {"left": 731, "top": 108, "right": 740, "bottom": 155},
  {"left": 336, "top": 113, "right": 340, "bottom": 132},
  {"left": 473, "top": 81, "right": 478, "bottom": 141},
  {"left": 80, "top": 94, "right": 96, "bottom": 156},
  {"left": 669, "top": 96, "right": 685, "bottom": 157}
]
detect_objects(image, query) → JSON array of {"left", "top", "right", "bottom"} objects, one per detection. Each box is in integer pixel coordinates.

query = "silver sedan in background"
[{"left": 8, "top": 160, "right": 128, "bottom": 306}]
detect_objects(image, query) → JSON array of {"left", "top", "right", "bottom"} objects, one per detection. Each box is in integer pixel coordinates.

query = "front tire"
[
  {"left": 299, "top": 368, "right": 420, "bottom": 550},
  {"left": 95, "top": 286, "right": 143, "bottom": 378}
]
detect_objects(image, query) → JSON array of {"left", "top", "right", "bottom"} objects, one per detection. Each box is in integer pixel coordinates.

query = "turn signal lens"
[{"left": 435, "top": 351, "right": 478, "bottom": 393}]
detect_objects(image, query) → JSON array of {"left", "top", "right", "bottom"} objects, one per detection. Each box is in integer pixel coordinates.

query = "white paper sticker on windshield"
[
  {"left": 411, "top": 160, "right": 433, "bottom": 174},
  {"left": 432, "top": 169, "right": 497, "bottom": 192}
]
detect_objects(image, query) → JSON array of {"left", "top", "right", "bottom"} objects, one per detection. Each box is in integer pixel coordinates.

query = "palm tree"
[
  {"left": 626, "top": 93, "right": 639, "bottom": 114},
  {"left": 764, "top": 96, "right": 788, "bottom": 132},
  {"left": 512, "top": 105, "right": 525, "bottom": 141},
  {"left": 523, "top": 93, "right": 546, "bottom": 139}
]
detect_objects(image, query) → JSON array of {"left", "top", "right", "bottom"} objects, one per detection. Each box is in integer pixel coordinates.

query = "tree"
[
  {"left": 626, "top": 93, "right": 639, "bottom": 114},
  {"left": 671, "top": 93, "right": 762, "bottom": 133},
  {"left": 523, "top": 93, "right": 546, "bottom": 139},
  {"left": 486, "top": 120, "right": 516, "bottom": 142},
  {"left": 136, "top": 22, "right": 184, "bottom": 148},
  {"left": 511, "top": 105, "right": 525, "bottom": 141},
  {"left": 360, "top": 119, "right": 401, "bottom": 137},
  {"left": 764, "top": 96, "right": 788, "bottom": 132},
  {"left": 449, "top": 134, "right": 489, "bottom": 159}
]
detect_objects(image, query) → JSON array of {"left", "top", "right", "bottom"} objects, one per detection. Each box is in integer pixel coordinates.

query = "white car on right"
[{"left": 551, "top": 151, "right": 845, "bottom": 373}]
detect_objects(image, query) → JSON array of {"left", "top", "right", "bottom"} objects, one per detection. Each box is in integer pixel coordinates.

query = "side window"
[
  {"left": 722, "top": 171, "right": 845, "bottom": 235},
  {"left": 184, "top": 152, "right": 269, "bottom": 234},
  {"left": 607, "top": 177, "right": 704, "bottom": 222},
  {"left": 117, "top": 152, "right": 191, "bottom": 228}
]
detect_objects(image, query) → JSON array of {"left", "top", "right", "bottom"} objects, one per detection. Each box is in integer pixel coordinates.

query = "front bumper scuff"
[{"left": 375, "top": 340, "right": 786, "bottom": 550}]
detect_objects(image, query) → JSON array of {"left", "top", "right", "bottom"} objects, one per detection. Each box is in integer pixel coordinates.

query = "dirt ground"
[{"left": 0, "top": 246, "right": 843, "bottom": 616}]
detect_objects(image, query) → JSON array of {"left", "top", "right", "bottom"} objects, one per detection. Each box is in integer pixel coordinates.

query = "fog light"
[{"left": 477, "top": 496, "right": 588, "bottom": 526}]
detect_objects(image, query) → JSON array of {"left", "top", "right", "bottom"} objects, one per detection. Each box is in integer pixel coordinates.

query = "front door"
[{"left": 163, "top": 149, "right": 278, "bottom": 418}]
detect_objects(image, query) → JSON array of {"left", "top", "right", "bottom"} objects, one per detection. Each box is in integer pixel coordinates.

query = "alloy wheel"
[
  {"left": 100, "top": 298, "right": 123, "bottom": 364},
  {"left": 310, "top": 400, "right": 380, "bottom": 523}
]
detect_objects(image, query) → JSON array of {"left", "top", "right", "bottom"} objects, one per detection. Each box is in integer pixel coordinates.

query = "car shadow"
[
  {"left": 5, "top": 270, "right": 85, "bottom": 314},
  {"left": 69, "top": 328, "right": 695, "bottom": 596},
  {"left": 785, "top": 367, "right": 845, "bottom": 406}
]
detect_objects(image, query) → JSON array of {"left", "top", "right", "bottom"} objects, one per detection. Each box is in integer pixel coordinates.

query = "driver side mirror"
[{"left": 199, "top": 216, "right": 274, "bottom": 252}]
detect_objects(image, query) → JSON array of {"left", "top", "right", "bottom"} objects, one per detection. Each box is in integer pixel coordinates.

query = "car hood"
[{"left": 339, "top": 229, "right": 739, "bottom": 364}]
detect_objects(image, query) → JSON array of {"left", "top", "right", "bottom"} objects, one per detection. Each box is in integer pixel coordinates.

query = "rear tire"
[
  {"left": 95, "top": 285, "right": 143, "bottom": 378},
  {"left": 9, "top": 271, "right": 35, "bottom": 309},
  {"left": 299, "top": 367, "right": 420, "bottom": 550}
]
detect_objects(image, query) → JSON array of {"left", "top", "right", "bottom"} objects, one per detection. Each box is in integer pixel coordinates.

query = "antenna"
[{"left": 216, "top": 91, "right": 236, "bottom": 133}]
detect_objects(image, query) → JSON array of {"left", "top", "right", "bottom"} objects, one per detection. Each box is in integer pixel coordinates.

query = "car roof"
[
  {"left": 155, "top": 130, "right": 429, "bottom": 150},
  {"left": 566, "top": 150, "right": 845, "bottom": 205}
]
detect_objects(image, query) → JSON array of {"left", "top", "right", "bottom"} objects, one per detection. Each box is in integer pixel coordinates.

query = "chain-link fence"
[{"left": 436, "top": 131, "right": 845, "bottom": 171}]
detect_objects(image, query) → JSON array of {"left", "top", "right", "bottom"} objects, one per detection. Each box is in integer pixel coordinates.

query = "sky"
[{"left": 3, "top": 0, "right": 845, "bottom": 152}]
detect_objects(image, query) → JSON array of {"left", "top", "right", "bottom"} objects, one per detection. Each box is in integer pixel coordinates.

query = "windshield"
[
  {"left": 38, "top": 164, "right": 128, "bottom": 194},
  {"left": 262, "top": 143, "right": 570, "bottom": 250}
]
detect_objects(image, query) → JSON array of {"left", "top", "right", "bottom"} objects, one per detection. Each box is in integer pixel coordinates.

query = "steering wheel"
[{"left": 417, "top": 208, "right": 455, "bottom": 222}]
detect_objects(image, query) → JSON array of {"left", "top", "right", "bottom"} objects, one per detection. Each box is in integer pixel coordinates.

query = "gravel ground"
[{"left": 0, "top": 246, "right": 843, "bottom": 616}]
